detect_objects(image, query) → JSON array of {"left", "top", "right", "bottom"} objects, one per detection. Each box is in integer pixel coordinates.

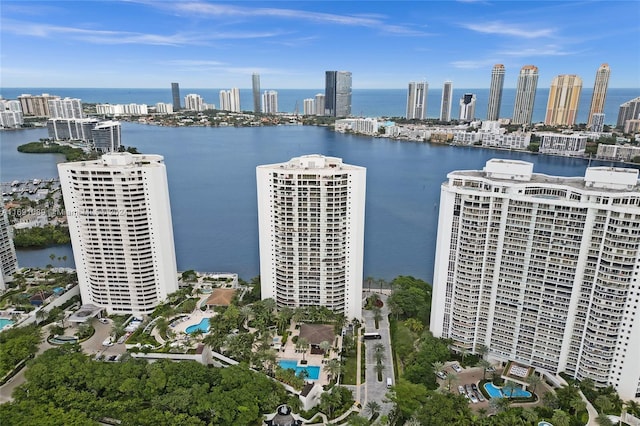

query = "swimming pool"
[
  {"left": 538, "top": 422, "right": 554, "bottom": 426},
  {"left": 185, "top": 318, "right": 211, "bottom": 334},
  {"left": 278, "top": 360, "right": 321, "bottom": 380},
  {"left": 484, "top": 382, "right": 532, "bottom": 398},
  {"left": 0, "top": 318, "right": 14, "bottom": 331}
]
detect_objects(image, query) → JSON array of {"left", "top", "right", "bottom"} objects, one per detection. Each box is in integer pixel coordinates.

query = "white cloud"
[
  {"left": 165, "top": 2, "right": 429, "bottom": 36},
  {"left": 1, "top": 19, "right": 286, "bottom": 46},
  {"left": 499, "top": 45, "right": 574, "bottom": 57},
  {"left": 462, "top": 21, "right": 554, "bottom": 38}
]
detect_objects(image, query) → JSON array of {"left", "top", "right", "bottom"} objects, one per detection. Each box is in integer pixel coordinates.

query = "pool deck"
[{"left": 276, "top": 323, "right": 332, "bottom": 388}]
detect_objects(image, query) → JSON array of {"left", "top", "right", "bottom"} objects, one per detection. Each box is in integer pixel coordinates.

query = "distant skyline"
[{"left": 1, "top": 1, "right": 639, "bottom": 89}]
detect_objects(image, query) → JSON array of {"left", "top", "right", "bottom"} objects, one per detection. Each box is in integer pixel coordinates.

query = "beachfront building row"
[
  {"left": 257, "top": 155, "right": 366, "bottom": 320},
  {"left": 58, "top": 153, "right": 178, "bottom": 314},
  {"left": 96, "top": 103, "right": 149, "bottom": 116},
  {"left": 334, "top": 118, "right": 379, "bottom": 136},
  {"left": 430, "top": 159, "right": 640, "bottom": 400}
]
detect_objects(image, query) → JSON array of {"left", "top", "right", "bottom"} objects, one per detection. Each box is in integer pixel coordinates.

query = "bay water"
[{"left": 1, "top": 122, "right": 629, "bottom": 283}]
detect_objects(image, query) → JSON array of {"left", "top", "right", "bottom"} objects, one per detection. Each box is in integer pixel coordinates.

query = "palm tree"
[
  {"left": 431, "top": 361, "right": 445, "bottom": 375},
  {"left": 477, "top": 359, "right": 492, "bottom": 380},
  {"left": 489, "top": 397, "right": 511, "bottom": 413},
  {"left": 297, "top": 337, "right": 309, "bottom": 361},
  {"left": 595, "top": 413, "right": 614, "bottom": 426},
  {"left": 319, "top": 340, "right": 331, "bottom": 356},
  {"left": 364, "top": 400, "right": 381, "bottom": 419},
  {"left": 551, "top": 409, "right": 572, "bottom": 426},
  {"left": 323, "top": 359, "right": 342, "bottom": 382},
  {"left": 624, "top": 400, "right": 640, "bottom": 418},
  {"left": 445, "top": 372, "right": 458, "bottom": 391},
  {"left": 373, "top": 306, "right": 382, "bottom": 328},
  {"left": 35, "top": 308, "right": 48, "bottom": 325},
  {"left": 374, "top": 343, "right": 385, "bottom": 355},
  {"left": 374, "top": 363, "right": 385, "bottom": 380},
  {"left": 475, "top": 343, "right": 489, "bottom": 359},
  {"left": 503, "top": 381, "right": 519, "bottom": 399},
  {"left": 526, "top": 373, "right": 543, "bottom": 394},
  {"left": 520, "top": 407, "right": 538, "bottom": 424},
  {"left": 374, "top": 350, "right": 386, "bottom": 365},
  {"left": 570, "top": 396, "right": 586, "bottom": 415},
  {"left": 239, "top": 305, "right": 253, "bottom": 328},
  {"left": 459, "top": 347, "right": 470, "bottom": 365},
  {"left": 595, "top": 395, "right": 613, "bottom": 414}
]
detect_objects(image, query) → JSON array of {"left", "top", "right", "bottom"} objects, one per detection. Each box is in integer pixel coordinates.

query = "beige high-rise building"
[
  {"left": 487, "top": 64, "right": 505, "bottom": 121},
  {"left": 545, "top": 74, "right": 583, "bottom": 126},
  {"left": 587, "top": 64, "right": 611, "bottom": 129}
]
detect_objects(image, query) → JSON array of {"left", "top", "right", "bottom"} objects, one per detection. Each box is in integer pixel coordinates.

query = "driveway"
[{"left": 361, "top": 292, "right": 394, "bottom": 416}]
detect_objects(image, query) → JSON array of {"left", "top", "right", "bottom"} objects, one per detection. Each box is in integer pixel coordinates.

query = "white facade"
[
  {"left": 48, "top": 97, "right": 83, "bottom": 119},
  {"left": 513, "top": 65, "right": 539, "bottom": 125},
  {"left": 58, "top": 153, "right": 178, "bottom": 314},
  {"left": 487, "top": 64, "right": 505, "bottom": 121},
  {"left": 431, "top": 159, "right": 640, "bottom": 400},
  {"left": 314, "top": 94, "right": 325, "bottom": 116},
  {"left": 303, "top": 98, "right": 315, "bottom": 115},
  {"left": 96, "top": 104, "right": 148, "bottom": 115},
  {"left": 539, "top": 133, "right": 587, "bottom": 156},
  {"left": 334, "top": 118, "right": 379, "bottom": 135},
  {"left": 219, "top": 89, "right": 241, "bottom": 112},
  {"left": 262, "top": 90, "right": 278, "bottom": 114},
  {"left": 185, "top": 94, "right": 205, "bottom": 112},
  {"left": 440, "top": 81, "right": 453, "bottom": 122},
  {"left": 155, "top": 103, "right": 174, "bottom": 114},
  {"left": 256, "top": 155, "right": 366, "bottom": 320},
  {"left": 459, "top": 93, "right": 477, "bottom": 122},
  {"left": 597, "top": 144, "right": 640, "bottom": 162},
  {"left": 0, "top": 111, "right": 23, "bottom": 128}
]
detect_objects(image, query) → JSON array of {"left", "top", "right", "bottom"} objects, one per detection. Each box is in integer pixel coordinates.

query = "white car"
[
  {"left": 458, "top": 385, "right": 465, "bottom": 395},
  {"left": 437, "top": 371, "right": 447, "bottom": 380},
  {"left": 469, "top": 394, "right": 479, "bottom": 404},
  {"left": 452, "top": 364, "right": 462, "bottom": 372}
]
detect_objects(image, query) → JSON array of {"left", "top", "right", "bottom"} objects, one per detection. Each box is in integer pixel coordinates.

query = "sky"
[{"left": 1, "top": 1, "right": 639, "bottom": 89}]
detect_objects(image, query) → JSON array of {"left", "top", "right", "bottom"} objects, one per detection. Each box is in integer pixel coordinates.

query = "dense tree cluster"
[
  {"left": 0, "top": 346, "right": 288, "bottom": 425},
  {"left": 17, "top": 141, "right": 97, "bottom": 162},
  {"left": 13, "top": 225, "right": 71, "bottom": 248},
  {"left": 0, "top": 325, "right": 42, "bottom": 377}
]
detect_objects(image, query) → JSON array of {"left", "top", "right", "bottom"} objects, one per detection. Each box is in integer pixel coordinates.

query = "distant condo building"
[
  {"left": 47, "top": 118, "right": 121, "bottom": 152},
  {"left": 155, "top": 103, "right": 174, "bottom": 114},
  {"left": 487, "top": 64, "right": 505, "bottom": 121},
  {"left": 92, "top": 121, "right": 122, "bottom": 153},
  {"left": 538, "top": 132, "right": 587, "bottom": 156},
  {"left": 185, "top": 94, "right": 205, "bottom": 112},
  {"left": 58, "top": 153, "right": 178, "bottom": 314},
  {"left": 314, "top": 94, "right": 326, "bottom": 116},
  {"left": 252, "top": 73, "right": 261, "bottom": 113},
  {"left": 0, "top": 207, "right": 19, "bottom": 290},
  {"left": 590, "top": 113, "right": 605, "bottom": 133},
  {"left": 303, "top": 98, "right": 315, "bottom": 115},
  {"left": 459, "top": 93, "right": 476, "bottom": 122},
  {"left": 617, "top": 96, "right": 640, "bottom": 130},
  {"left": 219, "top": 89, "right": 241, "bottom": 113},
  {"left": 262, "top": 90, "right": 278, "bottom": 114},
  {"left": 597, "top": 143, "right": 640, "bottom": 162},
  {"left": 587, "top": 64, "right": 610, "bottom": 130},
  {"left": 18, "top": 93, "right": 59, "bottom": 117},
  {"left": 406, "top": 81, "right": 428, "bottom": 120},
  {"left": 440, "top": 81, "right": 453, "bottom": 122},
  {"left": 512, "top": 65, "right": 539, "bottom": 125},
  {"left": 0, "top": 99, "right": 23, "bottom": 128},
  {"left": 325, "top": 71, "right": 352, "bottom": 117},
  {"left": 431, "top": 159, "right": 640, "bottom": 400},
  {"left": 48, "top": 97, "right": 83, "bottom": 119},
  {"left": 256, "top": 154, "right": 366, "bottom": 320},
  {"left": 171, "top": 83, "right": 181, "bottom": 111},
  {"left": 96, "top": 103, "right": 148, "bottom": 115},
  {"left": 545, "top": 74, "right": 582, "bottom": 126}
]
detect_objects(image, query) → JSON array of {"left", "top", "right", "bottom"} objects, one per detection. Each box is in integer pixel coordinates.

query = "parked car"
[
  {"left": 99, "top": 318, "right": 109, "bottom": 324},
  {"left": 437, "top": 371, "right": 447, "bottom": 380},
  {"left": 458, "top": 385, "right": 465, "bottom": 395},
  {"left": 486, "top": 366, "right": 496, "bottom": 373},
  {"left": 477, "top": 391, "right": 485, "bottom": 402},
  {"left": 452, "top": 364, "right": 462, "bottom": 372},
  {"left": 469, "top": 394, "right": 479, "bottom": 403}
]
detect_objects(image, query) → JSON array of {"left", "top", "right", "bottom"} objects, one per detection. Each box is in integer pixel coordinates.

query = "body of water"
[
  {"left": 278, "top": 360, "right": 321, "bottom": 380},
  {"left": 0, "top": 123, "right": 634, "bottom": 283},
  {"left": 1, "top": 87, "right": 638, "bottom": 125}
]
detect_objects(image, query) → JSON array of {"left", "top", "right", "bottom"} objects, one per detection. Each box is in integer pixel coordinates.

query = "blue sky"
[{"left": 2, "top": 1, "right": 639, "bottom": 89}]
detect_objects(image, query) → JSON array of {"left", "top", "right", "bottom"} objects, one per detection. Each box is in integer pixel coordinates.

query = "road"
[{"left": 361, "top": 292, "right": 394, "bottom": 416}]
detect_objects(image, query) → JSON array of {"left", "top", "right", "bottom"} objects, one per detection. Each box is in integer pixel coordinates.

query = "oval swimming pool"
[{"left": 484, "top": 382, "right": 532, "bottom": 398}]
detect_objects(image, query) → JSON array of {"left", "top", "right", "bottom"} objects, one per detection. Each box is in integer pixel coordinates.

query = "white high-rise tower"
[
  {"left": 512, "top": 65, "right": 539, "bottom": 125},
  {"left": 487, "top": 64, "right": 505, "bottom": 121},
  {"left": 430, "top": 159, "right": 640, "bottom": 400},
  {"left": 58, "top": 153, "right": 178, "bottom": 314},
  {"left": 440, "top": 80, "right": 453, "bottom": 122},
  {"left": 257, "top": 154, "right": 366, "bottom": 320}
]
